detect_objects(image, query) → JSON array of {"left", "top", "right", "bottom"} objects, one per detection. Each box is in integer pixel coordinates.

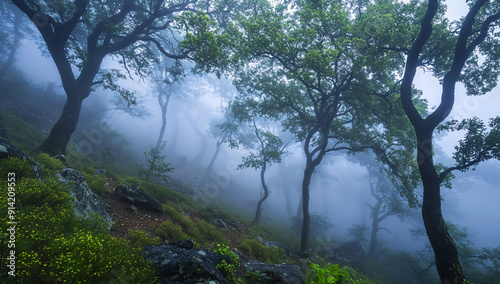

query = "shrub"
[
  {"left": 83, "top": 170, "right": 109, "bottom": 195},
  {"left": 0, "top": 156, "right": 34, "bottom": 180},
  {"left": 33, "top": 153, "right": 65, "bottom": 178},
  {"left": 0, "top": 176, "right": 158, "bottom": 283},
  {"left": 214, "top": 244, "right": 239, "bottom": 282},
  {"left": 307, "top": 262, "right": 374, "bottom": 284},
  {"left": 239, "top": 238, "right": 285, "bottom": 263},
  {"left": 128, "top": 229, "right": 162, "bottom": 250},
  {"left": 156, "top": 220, "right": 187, "bottom": 242}
]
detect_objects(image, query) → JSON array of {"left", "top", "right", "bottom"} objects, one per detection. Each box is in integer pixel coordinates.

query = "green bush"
[
  {"left": 214, "top": 244, "right": 240, "bottom": 282},
  {"left": 307, "top": 262, "right": 374, "bottom": 284},
  {"left": 83, "top": 170, "right": 109, "bottom": 195},
  {"left": 33, "top": 153, "right": 66, "bottom": 178},
  {"left": 0, "top": 157, "right": 34, "bottom": 180},
  {"left": 0, "top": 175, "right": 158, "bottom": 283},
  {"left": 156, "top": 220, "right": 187, "bottom": 242},
  {"left": 239, "top": 238, "right": 285, "bottom": 264},
  {"left": 128, "top": 229, "right": 162, "bottom": 250}
]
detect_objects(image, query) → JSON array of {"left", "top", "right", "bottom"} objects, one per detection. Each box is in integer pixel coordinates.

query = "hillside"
[{"left": 0, "top": 78, "right": 401, "bottom": 283}]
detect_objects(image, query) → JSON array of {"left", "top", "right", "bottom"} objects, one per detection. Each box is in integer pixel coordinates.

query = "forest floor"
[{"left": 101, "top": 178, "right": 248, "bottom": 248}]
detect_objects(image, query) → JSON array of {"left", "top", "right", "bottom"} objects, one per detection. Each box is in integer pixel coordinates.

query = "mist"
[{"left": 2, "top": 1, "right": 500, "bottom": 283}]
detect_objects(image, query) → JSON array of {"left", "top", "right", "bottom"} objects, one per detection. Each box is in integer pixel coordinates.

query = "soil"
[{"left": 100, "top": 178, "right": 247, "bottom": 248}]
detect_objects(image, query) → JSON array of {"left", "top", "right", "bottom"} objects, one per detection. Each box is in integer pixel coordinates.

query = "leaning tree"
[
  {"left": 398, "top": 0, "right": 500, "bottom": 282},
  {"left": 11, "top": 0, "right": 227, "bottom": 155}
]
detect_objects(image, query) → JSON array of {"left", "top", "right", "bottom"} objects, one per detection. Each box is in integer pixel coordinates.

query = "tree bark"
[
  {"left": 207, "top": 139, "right": 222, "bottom": 173},
  {"left": 368, "top": 206, "right": 380, "bottom": 256},
  {"left": 418, "top": 133, "right": 465, "bottom": 284},
  {"left": 37, "top": 91, "right": 85, "bottom": 155},
  {"left": 155, "top": 93, "right": 171, "bottom": 150},
  {"left": 253, "top": 162, "right": 269, "bottom": 223}
]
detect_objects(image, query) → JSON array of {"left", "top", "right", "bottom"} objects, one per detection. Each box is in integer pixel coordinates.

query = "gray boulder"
[
  {"left": 241, "top": 258, "right": 305, "bottom": 284},
  {"left": 115, "top": 184, "right": 163, "bottom": 213},
  {"left": 56, "top": 168, "right": 115, "bottom": 230},
  {"left": 144, "top": 239, "right": 231, "bottom": 284}
]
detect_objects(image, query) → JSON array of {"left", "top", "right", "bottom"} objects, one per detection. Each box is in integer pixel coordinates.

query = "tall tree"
[
  {"left": 237, "top": 119, "right": 288, "bottom": 223},
  {"left": 0, "top": 2, "right": 32, "bottom": 81},
  {"left": 399, "top": 0, "right": 500, "bottom": 282},
  {"left": 11, "top": 0, "right": 225, "bottom": 155},
  {"left": 151, "top": 57, "right": 185, "bottom": 150},
  {"left": 231, "top": 0, "right": 418, "bottom": 253}
]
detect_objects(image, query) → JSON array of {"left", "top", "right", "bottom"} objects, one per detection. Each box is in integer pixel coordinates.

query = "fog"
[
  {"left": 2, "top": 3, "right": 500, "bottom": 282},
  {"left": 11, "top": 31, "right": 500, "bottom": 253}
]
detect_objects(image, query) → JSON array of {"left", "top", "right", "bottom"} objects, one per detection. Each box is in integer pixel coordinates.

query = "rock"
[
  {"left": 53, "top": 154, "right": 69, "bottom": 166},
  {"left": 115, "top": 184, "right": 164, "bottom": 213},
  {"left": 55, "top": 168, "right": 115, "bottom": 230},
  {"left": 0, "top": 117, "right": 30, "bottom": 160},
  {"left": 242, "top": 258, "right": 305, "bottom": 284},
  {"left": 317, "top": 240, "right": 365, "bottom": 268},
  {"left": 144, "top": 239, "right": 231, "bottom": 284}
]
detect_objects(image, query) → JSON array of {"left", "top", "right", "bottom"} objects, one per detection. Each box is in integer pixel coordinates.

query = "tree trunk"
[
  {"left": 284, "top": 187, "right": 294, "bottom": 219},
  {"left": 368, "top": 206, "right": 380, "bottom": 256},
  {"left": 207, "top": 139, "right": 222, "bottom": 173},
  {"left": 155, "top": 94, "right": 170, "bottom": 150},
  {"left": 253, "top": 162, "right": 269, "bottom": 223},
  {"left": 188, "top": 114, "right": 207, "bottom": 162},
  {"left": 0, "top": 11, "right": 22, "bottom": 81},
  {"left": 418, "top": 134, "right": 465, "bottom": 284},
  {"left": 37, "top": 92, "right": 84, "bottom": 155},
  {"left": 300, "top": 164, "right": 315, "bottom": 254}
]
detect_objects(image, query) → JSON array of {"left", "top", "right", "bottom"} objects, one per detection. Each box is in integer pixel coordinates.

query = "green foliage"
[
  {"left": 214, "top": 244, "right": 239, "bottom": 282},
  {"left": 124, "top": 177, "right": 194, "bottom": 206},
  {"left": 82, "top": 168, "right": 108, "bottom": 195},
  {"left": 0, "top": 110, "right": 47, "bottom": 153},
  {"left": 239, "top": 237, "right": 285, "bottom": 264},
  {"left": 136, "top": 141, "right": 174, "bottom": 182},
  {"left": 0, "top": 175, "right": 158, "bottom": 283},
  {"left": 307, "top": 262, "right": 374, "bottom": 284},
  {"left": 438, "top": 116, "right": 500, "bottom": 172},
  {"left": 347, "top": 224, "right": 370, "bottom": 248},
  {"left": 161, "top": 205, "right": 226, "bottom": 246},
  {"left": 0, "top": 157, "right": 33, "bottom": 180},
  {"left": 127, "top": 229, "right": 162, "bottom": 250},
  {"left": 33, "top": 153, "right": 65, "bottom": 178},
  {"left": 156, "top": 220, "right": 186, "bottom": 242}
]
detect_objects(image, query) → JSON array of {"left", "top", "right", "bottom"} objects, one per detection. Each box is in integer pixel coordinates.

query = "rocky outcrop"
[
  {"left": 241, "top": 258, "right": 305, "bottom": 284},
  {"left": 144, "top": 239, "right": 231, "bottom": 284},
  {"left": 56, "top": 168, "right": 115, "bottom": 230},
  {"left": 115, "top": 184, "right": 164, "bottom": 213}
]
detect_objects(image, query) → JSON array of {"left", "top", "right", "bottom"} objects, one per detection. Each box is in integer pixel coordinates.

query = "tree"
[
  {"left": 0, "top": 2, "right": 33, "bottom": 81},
  {"left": 399, "top": 1, "right": 500, "bottom": 282},
  {"left": 206, "top": 109, "right": 239, "bottom": 173},
  {"left": 11, "top": 0, "right": 225, "bottom": 155},
  {"left": 237, "top": 119, "right": 288, "bottom": 223},
  {"left": 231, "top": 0, "right": 417, "bottom": 253},
  {"left": 151, "top": 56, "right": 185, "bottom": 150},
  {"left": 136, "top": 141, "right": 174, "bottom": 182}
]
